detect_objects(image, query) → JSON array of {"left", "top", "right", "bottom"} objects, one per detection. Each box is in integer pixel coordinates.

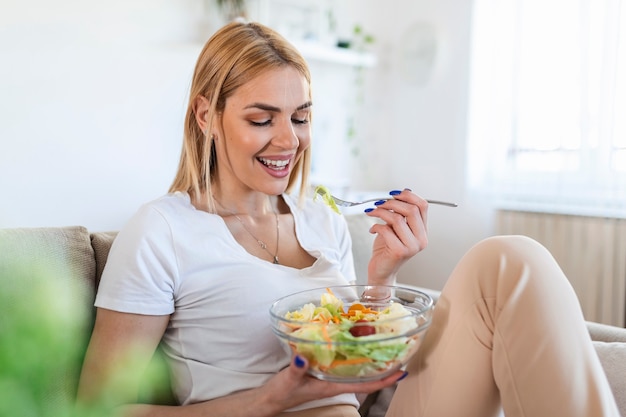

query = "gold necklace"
[{"left": 217, "top": 200, "right": 280, "bottom": 265}]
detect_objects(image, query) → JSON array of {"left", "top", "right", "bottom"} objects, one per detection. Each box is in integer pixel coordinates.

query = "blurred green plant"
[
  {"left": 216, "top": 0, "right": 247, "bottom": 21},
  {"left": 345, "top": 24, "right": 376, "bottom": 160},
  {"left": 352, "top": 24, "right": 375, "bottom": 52},
  {"left": 0, "top": 264, "right": 92, "bottom": 417}
]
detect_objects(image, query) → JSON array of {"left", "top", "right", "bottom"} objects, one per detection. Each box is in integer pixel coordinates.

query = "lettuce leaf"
[{"left": 313, "top": 185, "right": 341, "bottom": 214}]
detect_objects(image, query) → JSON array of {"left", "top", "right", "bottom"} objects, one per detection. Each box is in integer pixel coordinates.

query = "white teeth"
[{"left": 259, "top": 158, "right": 289, "bottom": 168}]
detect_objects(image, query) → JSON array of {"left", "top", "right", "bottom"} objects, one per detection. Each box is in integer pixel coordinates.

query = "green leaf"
[{"left": 313, "top": 185, "right": 341, "bottom": 214}]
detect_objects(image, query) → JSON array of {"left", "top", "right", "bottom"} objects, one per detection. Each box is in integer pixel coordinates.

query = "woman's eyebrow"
[
  {"left": 297, "top": 101, "right": 313, "bottom": 111},
  {"left": 244, "top": 101, "right": 313, "bottom": 112}
]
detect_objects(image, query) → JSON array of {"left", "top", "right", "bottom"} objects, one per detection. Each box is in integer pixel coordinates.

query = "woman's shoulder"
[
  {"left": 135, "top": 192, "right": 211, "bottom": 223},
  {"left": 121, "top": 192, "right": 217, "bottom": 239},
  {"left": 141, "top": 191, "right": 192, "bottom": 214}
]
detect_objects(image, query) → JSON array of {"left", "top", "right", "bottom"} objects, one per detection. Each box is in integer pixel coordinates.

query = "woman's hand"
[
  {"left": 364, "top": 189, "right": 429, "bottom": 286},
  {"left": 260, "top": 355, "right": 406, "bottom": 413}
]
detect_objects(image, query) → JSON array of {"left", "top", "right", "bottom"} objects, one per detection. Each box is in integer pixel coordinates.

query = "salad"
[
  {"left": 313, "top": 184, "right": 341, "bottom": 214},
  {"left": 280, "top": 288, "right": 420, "bottom": 378}
]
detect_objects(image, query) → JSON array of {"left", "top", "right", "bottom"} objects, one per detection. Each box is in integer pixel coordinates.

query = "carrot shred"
[
  {"left": 321, "top": 325, "right": 333, "bottom": 349},
  {"left": 325, "top": 357, "right": 373, "bottom": 369}
]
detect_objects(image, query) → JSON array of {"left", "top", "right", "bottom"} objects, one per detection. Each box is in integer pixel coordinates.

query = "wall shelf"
[{"left": 168, "top": 40, "right": 376, "bottom": 69}]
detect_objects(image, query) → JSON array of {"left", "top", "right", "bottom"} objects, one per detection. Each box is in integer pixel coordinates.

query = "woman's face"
[{"left": 214, "top": 66, "right": 311, "bottom": 196}]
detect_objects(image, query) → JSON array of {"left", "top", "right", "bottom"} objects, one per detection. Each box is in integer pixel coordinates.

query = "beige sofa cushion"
[
  {"left": 587, "top": 321, "right": 626, "bottom": 413},
  {"left": 588, "top": 321, "right": 626, "bottom": 343},
  {"left": 594, "top": 341, "right": 626, "bottom": 414},
  {"left": 90, "top": 231, "right": 118, "bottom": 288},
  {"left": 0, "top": 226, "right": 96, "bottom": 306},
  {"left": 345, "top": 214, "right": 376, "bottom": 283}
]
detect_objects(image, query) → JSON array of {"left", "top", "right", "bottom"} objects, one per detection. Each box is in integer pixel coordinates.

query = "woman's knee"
[
  {"left": 468, "top": 234, "right": 572, "bottom": 295},
  {"left": 473, "top": 235, "right": 547, "bottom": 255},
  {"left": 466, "top": 235, "right": 555, "bottom": 269},
  {"left": 454, "top": 235, "right": 562, "bottom": 288}
]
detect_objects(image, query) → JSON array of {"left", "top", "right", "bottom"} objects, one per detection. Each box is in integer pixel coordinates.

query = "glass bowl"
[{"left": 269, "top": 285, "right": 433, "bottom": 383}]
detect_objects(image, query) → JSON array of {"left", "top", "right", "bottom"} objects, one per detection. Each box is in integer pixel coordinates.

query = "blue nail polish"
[
  {"left": 398, "top": 371, "right": 409, "bottom": 381},
  {"left": 294, "top": 355, "right": 305, "bottom": 368},
  {"left": 374, "top": 200, "right": 386, "bottom": 206},
  {"left": 389, "top": 190, "right": 402, "bottom": 196},
  {"left": 364, "top": 208, "right": 374, "bottom": 213}
]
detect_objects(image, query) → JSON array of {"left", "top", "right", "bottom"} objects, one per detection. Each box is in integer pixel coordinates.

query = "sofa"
[{"left": 1, "top": 217, "right": 625, "bottom": 416}]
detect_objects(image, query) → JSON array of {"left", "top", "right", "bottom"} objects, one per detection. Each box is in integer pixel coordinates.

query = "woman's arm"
[
  {"left": 77, "top": 309, "right": 404, "bottom": 417},
  {"left": 76, "top": 308, "right": 170, "bottom": 409}
]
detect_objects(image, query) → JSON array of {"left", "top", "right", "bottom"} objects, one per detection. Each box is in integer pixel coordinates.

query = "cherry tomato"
[{"left": 349, "top": 319, "right": 376, "bottom": 337}]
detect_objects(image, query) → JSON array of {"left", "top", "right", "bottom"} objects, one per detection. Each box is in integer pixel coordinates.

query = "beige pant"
[
  {"left": 276, "top": 404, "right": 359, "bottom": 416},
  {"left": 386, "top": 236, "right": 620, "bottom": 417}
]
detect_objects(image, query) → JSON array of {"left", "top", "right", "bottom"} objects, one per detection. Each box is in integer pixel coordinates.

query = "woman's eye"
[
  {"left": 292, "top": 118, "right": 309, "bottom": 125},
  {"left": 250, "top": 119, "right": 272, "bottom": 127}
]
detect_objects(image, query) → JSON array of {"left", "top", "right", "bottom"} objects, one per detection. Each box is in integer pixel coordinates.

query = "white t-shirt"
[{"left": 95, "top": 192, "right": 359, "bottom": 410}]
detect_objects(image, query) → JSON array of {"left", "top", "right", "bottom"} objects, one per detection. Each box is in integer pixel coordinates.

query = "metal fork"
[
  {"left": 331, "top": 195, "right": 458, "bottom": 208},
  {"left": 314, "top": 187, "right": 458, "bottom": 208}
]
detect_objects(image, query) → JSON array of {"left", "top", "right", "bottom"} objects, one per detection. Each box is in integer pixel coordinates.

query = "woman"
[{"left": 77, "top": 21, "right": 620, "bottom": 417}]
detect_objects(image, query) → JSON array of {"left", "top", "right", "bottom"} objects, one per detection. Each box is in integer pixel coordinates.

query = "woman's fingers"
[
  {"left": 288, "top": 356, "right": 407, "bottom": 395},
  {"left": 272, "top": 354, "right": 406, "bottom": 410},
  {"left": 367, "top": 190, "right": 429, "bottom": 254}
]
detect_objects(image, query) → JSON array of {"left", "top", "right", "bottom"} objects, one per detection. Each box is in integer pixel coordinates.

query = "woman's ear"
[{"left": 192, "top": 95, "right": 211, "bottom": 134}]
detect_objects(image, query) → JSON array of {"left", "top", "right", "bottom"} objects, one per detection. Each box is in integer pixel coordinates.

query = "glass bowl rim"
[
  {"left": 269, "top": 284, "right": 434, "bottom": 328},
  {"left": 272, "top": 322, "right": 429, "bottom": 346}
]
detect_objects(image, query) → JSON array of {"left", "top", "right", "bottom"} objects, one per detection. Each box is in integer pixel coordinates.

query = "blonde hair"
[{"left": 168, "top": 21, "right": 312, "bottom": 211}]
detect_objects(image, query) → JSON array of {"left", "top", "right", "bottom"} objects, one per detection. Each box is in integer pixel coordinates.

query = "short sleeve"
[{"left": 95, "top": 204, "right": 179, "bottom": 315}]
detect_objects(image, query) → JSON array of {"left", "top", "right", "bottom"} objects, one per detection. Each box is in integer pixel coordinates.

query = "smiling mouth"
[{"left": 258, "top": 157, "right": 290, "bottom": 170}]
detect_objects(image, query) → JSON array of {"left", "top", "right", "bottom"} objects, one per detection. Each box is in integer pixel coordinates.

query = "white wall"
[
  {"left": 0, "top": 0, "right": 494, "bottom": 290},
  {"left": 0, "top": 0, "right": 205, "bottom": 230}
]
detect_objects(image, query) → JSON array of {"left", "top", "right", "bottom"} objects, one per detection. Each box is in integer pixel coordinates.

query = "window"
[{"left": 468, "top": 0, "right": 626, "bottom": 217}]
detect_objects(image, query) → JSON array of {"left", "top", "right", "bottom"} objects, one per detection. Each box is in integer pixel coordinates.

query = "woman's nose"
[{"left": 273, "top": 119, "right": 300, "bottom": 149}]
